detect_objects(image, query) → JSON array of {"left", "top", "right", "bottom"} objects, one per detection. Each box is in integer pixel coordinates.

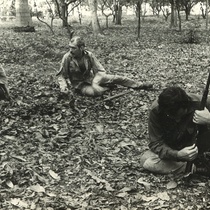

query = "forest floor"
[{"left": 1, "top": 15, "right": 210, "bottom": 210}]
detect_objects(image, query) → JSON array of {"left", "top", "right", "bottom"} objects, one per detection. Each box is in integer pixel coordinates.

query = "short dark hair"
[{"left": 158, "top": 86, "right": 191, "bottom": 115}]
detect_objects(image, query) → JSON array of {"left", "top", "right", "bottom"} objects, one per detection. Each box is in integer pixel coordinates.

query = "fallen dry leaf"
[
  {"left": 166, "top": 180, "right": 178, "bottom": 190},
  {"left": 29, "top": 184, "right": 45, "bottom": 193},
  {"left": 49, "top": 169, "right": 60, "bottom": 180},
  {"left": 11, "top": 198, "right": 28, "bottom": 208},
  {"left": 157, "top": 192, "right": 170, "bottom": 201}
]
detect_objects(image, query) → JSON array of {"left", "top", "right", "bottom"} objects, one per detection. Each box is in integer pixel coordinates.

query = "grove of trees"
[{"left": 0, "top": 0, "right": 210, "bottom": 35}]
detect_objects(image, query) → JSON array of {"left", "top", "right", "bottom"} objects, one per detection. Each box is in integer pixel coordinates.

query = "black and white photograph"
[{"left": 1, "top": 0, "right": 210, "bottom": 209}]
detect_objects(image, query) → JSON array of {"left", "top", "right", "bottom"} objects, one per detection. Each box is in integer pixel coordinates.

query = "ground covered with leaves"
[{"left": 1, "top": 17, "right": 210, "bottom": 209}]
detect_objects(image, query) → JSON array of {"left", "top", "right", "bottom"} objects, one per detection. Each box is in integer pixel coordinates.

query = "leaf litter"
[{"left": 1, "top": 18, "right": 210, "bottom": 209}]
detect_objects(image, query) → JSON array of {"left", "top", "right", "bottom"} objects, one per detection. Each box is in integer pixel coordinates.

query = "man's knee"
[
  {"left": 140, "top": 150, "right": 186, "bottom": 174},
  {"left": 92, "top": 73, "right": 106, "bottom": 85},
  {"left": 81, "top": 86, "right": 97, "bottom": 96},
  {"left": 140, "top": 150, "right": 163, "bottom": 173},
  {"left": 81, "top": 85, "right": 105, "bottom": 96},
  {"left": 140, "top": 150, "right": 156, "bottom": 167}
]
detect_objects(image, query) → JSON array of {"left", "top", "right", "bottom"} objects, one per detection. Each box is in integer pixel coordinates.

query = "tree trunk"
[
  {"left": 61, "top": 3, "right": 68, "bottom": 27},
  {"left": 114, "top": 1, "right": 122, "bottom": 25},
  {"left": 15, "top": 0, "right": 32, "bottom": 27},
  {"left": 137, "top": 1, "right": 141, "bottom": 39},
  {"left": 185, "top": 7, "right": 190, "bottom": 21},
  {"left": 106, "top": 16, "right": 109, "bottom": 28},
  {"left": 170, "top": 0, "right": 177, "bottom": 28},
  {"left": 177, "top": 9, "right": 181, "bottom": 31},
  {"left": 185, "top": 11, "right": 189, "bottom": 21},
  {"left": 88, "top": 0, "right": 102, "bottom": 34}
]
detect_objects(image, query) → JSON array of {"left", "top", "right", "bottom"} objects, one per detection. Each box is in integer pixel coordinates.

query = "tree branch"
[{"left": 68, "top": 1, "right": 82, "bottom": 16}]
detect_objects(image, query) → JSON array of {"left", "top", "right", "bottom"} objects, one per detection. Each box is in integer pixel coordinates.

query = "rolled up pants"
[
  {"left": 140, "top": 131, "right": 210, "bottom": 175},
  {"left": 81, "top": 73, "right": 140, "bottom": 96},
  {"left": 140, "top": 150, "right": 187, "bottom": 174}
]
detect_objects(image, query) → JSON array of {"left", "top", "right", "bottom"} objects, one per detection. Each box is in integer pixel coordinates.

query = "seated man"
[
  {"left": 56, "top": 36, "right": 152, "bottom": 96},
  {"left": 140, "top": 86, "right": 210, "bottom": 176},
  {"left": 0, "top": 65, "right": 10, "bottom": 100}
]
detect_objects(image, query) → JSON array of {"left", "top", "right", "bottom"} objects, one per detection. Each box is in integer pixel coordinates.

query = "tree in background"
[
  {"left": 0, "top": 0, "right": 15, "bottom": 17},
  {"left": 98, "top": 0, "right": 114, "bottom": 28},
  {"left": 53, "top": 0, "right": 80, "bottom": 27},
  {"left": 150, "top": 0, "right": 163, "bottom": 16},
  {"left": 175, "top": 0, "right": 182, "bottom": 31},
  {"left": 161, "top": 5, "right": 171, "bottom": 21},
  {"left": 34, "top": 0, "right": 56, "bottom": 35},
  {"left": 113, "top": 0, "right": 122, "bottom": 24},
  {"left": 182, "top": 0, "right": 200, "bottom": 21},
  {"left": 88, "top": 0, "right": 102, "bottom": 34},
  {"left": 206, "top": 0, "right": 209, "bottom": 29},
  {"left": 200, "top": 2, "right": 206, "bottom": 19},
  {"left": 150, "top": 0, "right": 170, "bottom": 18},
  {"left": 53, "top": 0, "right": 81, "bottom": 38},
  {"left": 136, "top": 0, "right": 143, "bottom": 39},
  {"left": 169, "top": 0, "right": 177, "bottom": 28},
  {"left": 15, "top": 0, "right": 33, "bottom": 27}
]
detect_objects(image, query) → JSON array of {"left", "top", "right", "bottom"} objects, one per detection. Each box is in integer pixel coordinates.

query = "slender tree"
[
  {"left": 206, "top": 0, "right": 209, "bottom": 29},
  {"left": 53, "top": 0, "right": 79, "bottom": 38},
  {"left": 88, "top": 0, "right": 102, "bottom": 34},
  {"left": 53, "top": 0, "right": 78, "bottom": 27},
  {"left": 99, "top": 0, "right": 113, "bottom": 28},
  {"left": 34, "top": 0, "right": 55, "bottom": 35},
  {"left": 113, "top": 0, "right": 122, "bottom": 24},
  {"left": 137, "top": 0, "right": 142, "bottom": 39},
  {"left": 176, "top": 0, "right": 182, "bottom": 31},
  {"left": 169, "top": 0, "right": 177, "bottom": 28},
  {"left": 182, "top": 0, "right": 200, "bottom": 21}
]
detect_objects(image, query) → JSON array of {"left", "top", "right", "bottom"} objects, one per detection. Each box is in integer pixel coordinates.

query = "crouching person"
[
  {"left": 140, "top": 86, "right": 210, "bottom": 176},
  {"left": 0, "top": 65, "right": 10, "bottom": 100},
  {"left": 56, "top": 36, "right": 152, "bottom": 97}
]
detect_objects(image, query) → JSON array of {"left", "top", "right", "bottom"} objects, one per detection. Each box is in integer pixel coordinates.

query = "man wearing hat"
[
  {"left": 0, "top": 65, "right": 10, "bottom": 100},
  {"left": 56, "top": 36, "right": 152, "bottom": 96}
]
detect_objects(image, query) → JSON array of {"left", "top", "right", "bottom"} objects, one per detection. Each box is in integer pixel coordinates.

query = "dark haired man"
[
  {"left": 140, "top": 86, "right": 210, "bottom": 175},
  {"left": 57, "top": 36, "right": 152, "bottom": 96},
  {"left": 0, "top": 65, "right": 10, "bottom": 100}
]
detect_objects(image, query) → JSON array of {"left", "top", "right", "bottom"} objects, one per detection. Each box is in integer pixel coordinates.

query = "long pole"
[
  {"left": 137, "top": 0, "right": 141, "bottom": 39},
  {"left": 206, "top": 0, "right": 209, "bottom": 30}
]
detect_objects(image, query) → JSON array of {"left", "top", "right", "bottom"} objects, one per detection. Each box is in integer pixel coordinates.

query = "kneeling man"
[{"left": 141, "top": 86, "right": 210, "bottom": 176}]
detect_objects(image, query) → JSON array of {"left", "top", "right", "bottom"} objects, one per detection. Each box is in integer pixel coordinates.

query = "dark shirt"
[{"left": 148, "top": 93, "right": 210, "bottom": 161}]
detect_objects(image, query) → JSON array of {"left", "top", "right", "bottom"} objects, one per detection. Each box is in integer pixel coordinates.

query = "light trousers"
[
  {"left": 81, "top": 73, "right": 141, "bottom": 96},
  {"left": 141, "top": 131, "right": 210, "bottom": 175},
  {"left": 140, "top": 150, "right": 186, "bottom": 174}
]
